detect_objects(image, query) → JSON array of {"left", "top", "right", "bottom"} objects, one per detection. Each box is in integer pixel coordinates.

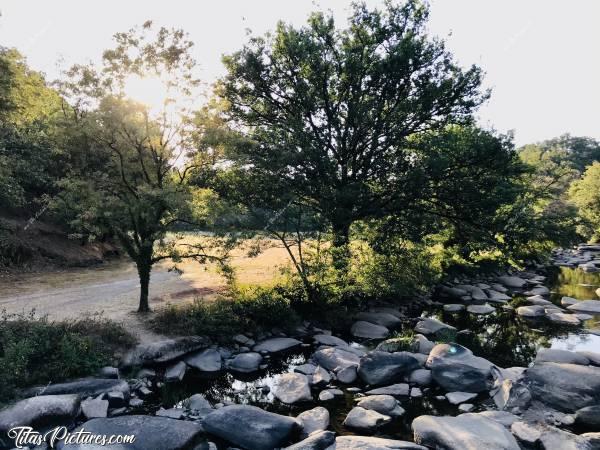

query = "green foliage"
[
  {"left": 569, "top": 162, "right": 600, "bottom": 241},
  {"left": 0, "top": 311, "right": 135, "bottom": 403}
]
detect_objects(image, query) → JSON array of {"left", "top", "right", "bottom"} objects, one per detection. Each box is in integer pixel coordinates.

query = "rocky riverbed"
[{"left": 2, "top": 244, "right": 600, "bottom": 449}]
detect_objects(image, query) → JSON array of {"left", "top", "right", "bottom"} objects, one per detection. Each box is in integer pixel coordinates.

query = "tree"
[
  {"left": 56, "top": 23, "right": 229, "bottom": 312},
  {"left": 569, "top": 162, "right": 600, "bottom": 241},
  {"left": 216, "top": 0, "right": 486, "bottom": 266}
]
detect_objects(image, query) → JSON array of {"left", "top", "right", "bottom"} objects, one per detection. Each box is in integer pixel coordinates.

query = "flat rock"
[
  {"left": 516, "top": 305, "right": 546, "bottom": 317},
  {"left": 510, "top": 421, "right": 541, "bottom": 445},
  {"left": 538, "top": 426, "right": 593, "bottom": 450},
  {"left": 356, "top": 312, "right": 402, "bottom": 328},
  {"left": 477, "top": 411, "right": 520, "bottom": 428},
  {"left": 409, "top": 368, "right": 432, "bottom": 386},
  {"left": 535, "top": 348, "right": 590, "bottom": 365},
  {"left": 284, "top": 431, "right": 335, "bottom": 450},
  {"left": 343, "top": 406, "right": 391, "bottom": 431},
  {"left": 562, "top": 296, "right": 578, "bottom": 306},
  {"left": 0, "top": 394, "right": 80, "bottom": 433},
  {"left": 121, "top": 336, "right": 207, "bottom": 368},
  {"left": 58, "top": 415, "right": 204, "bottom": 450},
  {"left": 445, "top": 391, "right": 477, "bottom": 405},
  {"left": 548, "top": 313, "right": 581, "bottom": 325},
  {"left": 358, "top": 351, "right": 420, "bottom": 386},
  {"left": 23, "top": 378, "right": 129, "bottom": 399},
  {"left": 185, "top": 348, "right": 222, "bottom": 372},
  {"left": 81, "top": 398, "right": 108, "bottom": 419},
  {"left": 334, "top": 436, "right": 426, "bottom": 449},
  {"left": 165, "top": 360, "right": 187, "bottom": 382},
  {"left": 486, "top": 290, "right": 512, "bottom": 302},
  {"left": 297, "top": 406, "right": 329, "bottom": 436},
  {"left": 413, "top": 413, "right": 520, "bottom": 450},
  {"left": 444, "top": 304, "right": 465, "bottom": 312},
  {"left": 313, "top": 347, "right": 360, "bottom": 372},
  {"left": 253, "top": 337, "right": 302, "bottom": 353},
  {"left": 272, "top": 373, "right": 312, "bottom": 404},
  {"left": 227, "top": 352, "right": 263, "bottom": 373},
  {"left": 575, "top": 405, "right": 600, "bottom": 428},
  {"left": 351, "top": 321, "right": 389, "bottom": 339},
  {"left": 497, "top": 276, "right": 528, "bottom": 289},
  {"left": 467, "top": 304, "right": 495, "bottom": 315},
  {"left": 203, "top": 405, "right": 299, "bottom": 450},
  {"left": 313, "top": 334, "right": 348, "bottom": 347},
  {"left": 365, "top": 383, "right": 410, "bottom": 397},
  {"left": 356, "top": 394, "right": 405, "bottom": 417},
  {"left": 568, "top": 300, "right": 600, "bottom": 313},
  {"left": 414, "top": 318, "right": 456, "bottom": 339}
]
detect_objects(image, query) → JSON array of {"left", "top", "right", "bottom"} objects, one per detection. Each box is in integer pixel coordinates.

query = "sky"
[{"left": 1, "top": 0, "right": 599, "bottom": 146}]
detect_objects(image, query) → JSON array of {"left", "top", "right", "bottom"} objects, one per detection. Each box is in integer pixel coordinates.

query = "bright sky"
[{"left": 1, "top": 0, "right": 599, "bottom": 146}]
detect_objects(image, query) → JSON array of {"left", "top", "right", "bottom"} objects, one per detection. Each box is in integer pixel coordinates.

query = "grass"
[{"left": 0, "top": 310, "right": 135, "bottom": 403}]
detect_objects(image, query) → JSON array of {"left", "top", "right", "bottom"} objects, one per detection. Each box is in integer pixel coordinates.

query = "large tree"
[
  {"left": 570, "top": 162, "right": 600, "bottom": 241},
  {"left": 216, "top": 0, "right": 486, "bottom": 262}
]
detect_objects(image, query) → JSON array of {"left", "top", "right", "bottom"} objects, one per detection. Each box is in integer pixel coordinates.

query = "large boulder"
[
  {"left": 313, "top": 347, "right": 360, "bottom": 372},
  {"left": 203, "top": 405, "right": 300, "bottom": 450},
  {"left": 185, "top": 348, "right": 222, "bottom": 372},
  {"left": 253, "top": 337, "right": 302, "bottom": 354},
  {"left": 358, "top": 351, "right": 421, "bottom": 386},
  {"left": 334, "top": 436, "right": 426, "bottom": 449},
  {"left": 272, "top": 373, "right": 312, "bottom": 404},
  {"left": 412, "top": 413, "right": 520, "bottom": 450},
  {"left": 0, "top": 394, "right": 80, "bottom": 434},
  {"left": 227, "top": 352, "right": 263, "bottom": 373},
  {"left": 121, "top": 336, "right": 207, "bottom": 367},
  {"left": 426, "top": 343, "right": 495, "bottom": 393},
  {"left": 351, "top": 321, "right": 389, "bottom": 339},
  {"left": 526, "top": 362, "right": 600, "bottom": 412},
  {"left": 58, "top": 415, "right": 204, "bottom": 450},
  {"left": 297, "top": 407, "right": 329, "bottom": 436},
  {"left": 23, "top": 378, "right": 129, "bottom": 399}
]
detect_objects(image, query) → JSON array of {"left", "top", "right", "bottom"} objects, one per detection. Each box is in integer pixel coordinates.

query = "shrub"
[{"left": 0, "top": 310, "right": 135, "bottom": 403}]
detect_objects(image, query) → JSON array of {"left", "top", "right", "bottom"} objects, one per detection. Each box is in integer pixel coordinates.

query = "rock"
[
  {"left": 440, "top": 285, "right": 469, "bottom": 299},
  {"left": 0, "top": 394, "right": 80, "bottom": 433},
  {"left": 311, "top": 366, "right": 332, "bottom": 386},
  {"left": 343, "top": 406, "right": 391, "bottom": 431},
  {"left": 412, "top": 413, "right": 520, "bottom": 450},
  {"left": 107, "top": 390, "right": 126, "bottom": 407},
  {"left": 548, "top": 313, "right": 581, "bottom": 326},
  {"left": 227, "top": 352, "right": 263, "bottom": 373},
  {"left": 253, "top": 337, "right": 302, "bottom": 353},
  {"left": 185, "top": 348, "right": 222, "bottom": 372},
  {"left": 516, "top": 305, "right": 546, "bottom": 317},
  {"left": 526, "top": 295, "right": 554, "bottom": 305},
  {"left": 409, "top": 369, "right": 432, "bottom": 386},
  {"left": 493, "top": 379, "right": 531, "bottom": 411},
  {"left": 444, "top": 304, "right": 465, "bottom": 312},
  {"left": 156, "top": 407, "right": 185, "bottom": 419},
  {"left": 510, "top": 421, "right": 541, "bottom": 445},
  {"left": 478, "top": 411, "right": 520, "bottom": 428},
  {"left": 529, "top": 285, "right": 550, "bottom": 296},
  {"left": 467, "top": 304, "right": 495, "bottom": 315},
  {"left": 580, "top": 351, "right": 600, "bottom": 366},
  {"left": 203, "top": 405, "right": 299, "bottom": 450},
  {"left": 98, "top": 366, "right": 119, "bottom": 379},
  {"left": 426, "top": 343, "right": 495, "bottom": 393},
  {"left": 486, "top": 290, "right": 512, "bottom": 302},
  {"left": 413, "top": 334, "right": 435, "bottom": 354},
  {"left": 561, "top": 296, "right": 579, "bottom": 306},
  {"left": 165, "top": 361, "right": 187, "bottom": 382},
  {"left": 411, "top": 387, "right": 423, "bottom": 398},
  {"left": 334, "top": 436, "right": 426, "bottom": 449},
  {"left": 526, "top": 362, "right": 600, "bottom": 412},
  {"left": 272, "top": 373, "right": 312, "bottom": 404},
  {"left": 357, "top": 394, "right": 405, "bottom": 417},
  {"left": 351, "top": 321, "right": 390, "bottom": 339},
  {"left": 23, "top": 378, "right": 129, "bottom": 399},
  {"left": 358, "top": 351, "right": 420, "bottom": 386},
  {"left": 366, "top": 383, "right": 410, "bottom": 397},
  {"left": 575, "top": 405, "right": 600, "bottom": 428},
  {"left": 297, "top": 407, "right": 330, "bottom": 436},
  {"left": 81, "top": 398, "right": 108, "bottom": 419},
  {"left": 295, "top": 363, "right": 317, "bottom": 375},
  {"left": 121, "top": 336, "right": 207, "bottom": 368},
  {"left": 535, "top": 348, "right": 590, "bottom": 365},
  {"left": 414, "top": 318, "right": 456, "bottom": 340},
  {"left": 313, "top": 347, "right": 360, "bottom": 372},
  {"left": 459, "top": 403, "right": 475, "bottom": 412},
  {"left": 568, "top": 300, "right": 600, "bottom": 313},
  {"left": 187, "top": 393, "right": 212, "bottom": 411},
  {"left": 337, "top": 365, "right": 358, "bottom": 384},
  {"left": 313, "top": 334, "right": 348, "bottom": 347},
  {"left": 376, "top": 337, "right": 413, "bottom": 352},
  {"left": 356, "top": 312, "right": 402, "bottom": 328},
  {"left": 538, "top": 426, "right": 593, "bottom": 450},
  {"left": 445, "top": 391, "right": 477, "bottom": 405},
  {"left": 318, "top": 390, "right": 335, "bottom": 401},
  {"left": 576, "top": 313, "right": 594, "bottom": 321},
  {"left": 284, "top": 431, "right": 336, "bottom": 450},
  {"left": 58, "top": 415, "right": 204, "bottom": 450},
  {"left": 497, "top": 276, "right": 528, "bottom": 289}
]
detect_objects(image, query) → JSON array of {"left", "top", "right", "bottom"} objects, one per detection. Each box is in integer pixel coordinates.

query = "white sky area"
[{"left": 1, "top": 0, "right": 599, "bottom": 146}]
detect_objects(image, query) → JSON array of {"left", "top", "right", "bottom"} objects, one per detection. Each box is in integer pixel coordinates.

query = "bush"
[{"left": 0, "top": 310, "right": 135, "bottom": 403}]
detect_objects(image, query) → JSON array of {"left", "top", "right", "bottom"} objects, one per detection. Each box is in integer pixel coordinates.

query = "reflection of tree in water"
[{"left": 547, "top": 266, "right": 600, "bottom": 301}]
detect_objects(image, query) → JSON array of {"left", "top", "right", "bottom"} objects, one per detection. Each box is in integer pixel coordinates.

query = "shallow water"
[{"left": 143, "top": 266, "right": 600, "bottom": 445}]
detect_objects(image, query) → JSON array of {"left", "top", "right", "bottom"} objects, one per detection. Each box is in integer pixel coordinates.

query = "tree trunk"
[
  {"left": 136, "top": 256, "right": 152, "bottom": 313},
  {"left": 331, "top": 221, "right": 351, "bottom": 272}
]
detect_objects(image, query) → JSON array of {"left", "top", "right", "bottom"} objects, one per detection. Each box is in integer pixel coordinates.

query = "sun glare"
[{"left": 122, "top": 75, "right": 169, "bottom": 113}]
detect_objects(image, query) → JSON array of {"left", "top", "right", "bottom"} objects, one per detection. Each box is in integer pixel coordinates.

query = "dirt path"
[{"left": 0, "top": 245, "right": 290, "bottom": 344}]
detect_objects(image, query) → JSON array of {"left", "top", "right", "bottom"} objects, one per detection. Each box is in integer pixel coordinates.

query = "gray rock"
[
  {"left": 272, "top": 373, "right": 312, "bottom": 404},
  {"left": 444, "top": 304, "right": 465, "bottom": 312},
  {"left": 107, "top": 390, "right": 126, "bottom": 407},
  {"left": 284, "top": 431, "right": 336, "bottom": 450},
  {"left": 410, "top": 387, "right": 423, "bottom": 398},
  {"left": 165, "top": 361, "right": 187, "bottom": 382},
  {"left": 562, "top": 296, "right": 579, "bottom": 306},
  {"left": 538, "top": 426, "right": 593, "bottom": 450},
  {"left": 528, "top": 285, "right": 550, "bottom": 296},
  {"left": 445, "top": 391, "right": 477, "bottom": 405},
  {"left": 185, "top": 348, "right": 222, "bottom": 372},
  {"left": 413, "top": 413, "right": 520, "bottom": 450},
  {"left": 536, "top": 348, "right": 590, "bottom": 365},
  {"left": 358, "top": 351, "right": 420, "bottom": 386},
  {"left": 548, "top": 313, "right": 581, "bottom": 326},
  {"left": 253, "top": 337, "right": 302, "bottom": 354},
  {"left": 23, "top": 378, "right": 129, "bottom": 399},
  {"left": 413, "top": 334, "right": 435, "bottom": 355},
  {"left": 313, "top": 347, "right": 360, "bottom": 372},
  {"left": 526, "top": 362, "right": 600, "bottom": 412},
  {"left": 376, "top": 337, "right": 414, "bottom": 352},
  {"left": 97, "top": 366, "right": 119, "bottom": 379},
  {"left": 355, "top": 312, "right": 402, "bottom": 328},
  {"left": 414, "top": 318, "right": 456, "bottom": 340},
  {"left": 333, "top": 436, "right": 426, "bottom": 449},
  {"left": 58, "top": 415, "right": 204, "bottom": 450},
  {"left": 575, "top": 405, "right": 600, "bottom": 428},
  {"left": 295, "top": 363, "right": 318, "bottom": 375},
  {"left": 203, "top": 405, "right": 299, "bottom": 450},
  {"left": 493, "top": 379, "right": 531, "bottom": 411},
  {"left": 459, "top": 403, "right": 475, "bottom": 412},
  {"left": 365, "top": 383, "right": 410, "bottom": 397},
  {"left": 0, "top": 394, "right": 80, "bottom": 433},
  {"left": 467, "top": 304, "right": 495, "bottom": 315},
  {"left": 478, "top": 411, "right": 520, "bottom": 428},
  {"left": 486, "top": 290, "right": 512, "bottom": 302},
  {"left": 580, "top": 351, "right": 600, "bottom": 366},
  {"left": 187, "top": 393, "right": 212, "bottom": 411},
  {"left": 156, "top": 407, "right": 185, "bottom": 419},
  {"left": 409, "top": 369, "right": 432, "bottom": 386},
  {"left": 343, "top": 406, "right": 391, "bottom": 431},
  {"left": 318, "top": 390, "right": 335, "bottom": 401},
  {"left": 497, "top": 276, "right": 528, "bottom": 289},
  {"left": 356, "top": 395, "right": 405, "bottom": 417},
  {"left": 313, "top": 334, "right": 348, "bottom": 347},
  {"left": 516, "top": 305, "right": 546, "bottom": 317},
  {"left": 297, "top": 407, "right": 329, "bottom": 436},
  {"left": 81, "top": 398, "right": 108, "bottom": 419},
  {"left": 121, "top": 336, "right": 207, "bottom": 368},
  {"left": 351, "top": 321, "right": 390, "bottom": 339},
  {"left": 426, "top": 343, "right": 495, "bottom": 393},
  {"left": 227, "top": 352, "right": 263, "bottom": 373},
  {"left": 568, "top": 300, "right": 600, "bottom": 313},
  {"left": 337, "top": 365, "right": 358, "bottom": 384},
  {"left": 311, "top": 366, "right": 331, "bottom": 386},
  {"left": 510, "top": 421, "right": 540, "bottom": 445}
]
